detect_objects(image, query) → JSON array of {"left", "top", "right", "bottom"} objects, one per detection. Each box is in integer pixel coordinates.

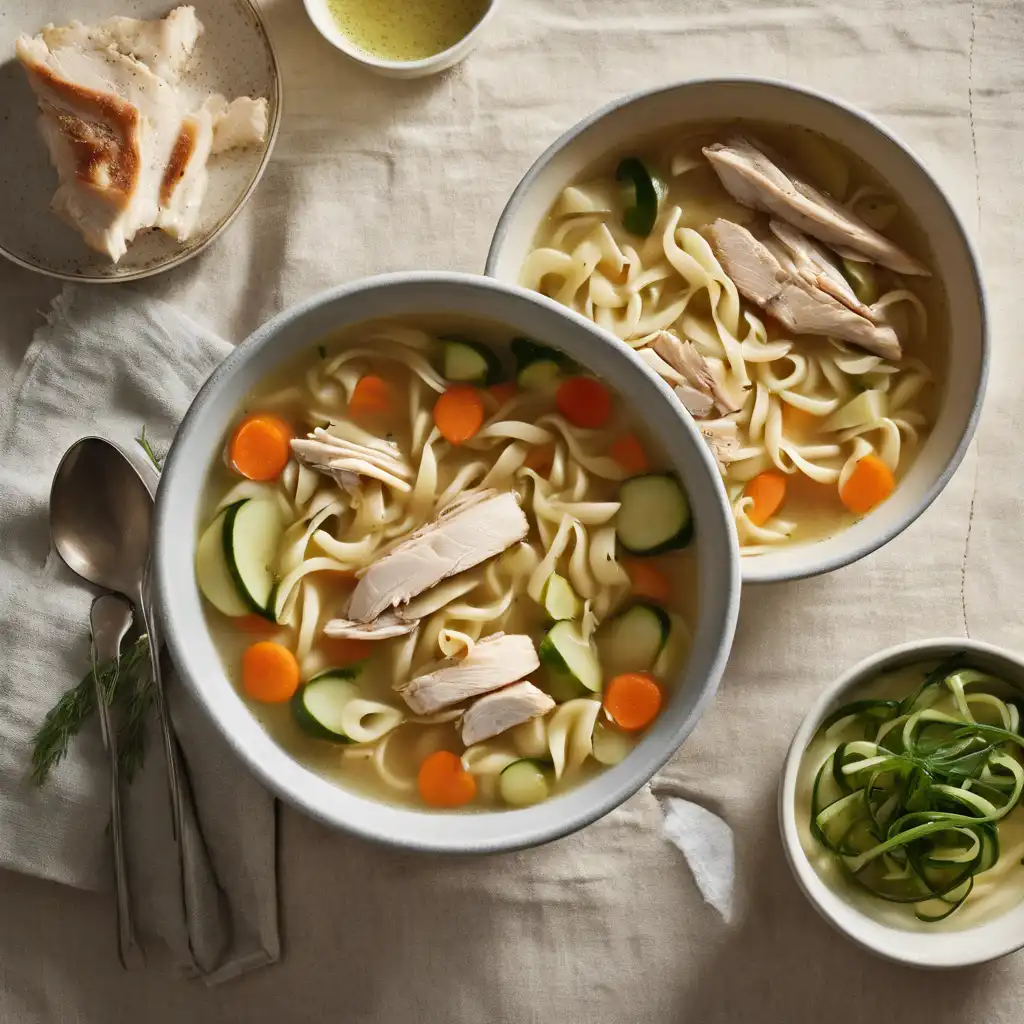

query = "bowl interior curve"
[{"left": 155, "top": 272, "right": 741, "bottom": 853}]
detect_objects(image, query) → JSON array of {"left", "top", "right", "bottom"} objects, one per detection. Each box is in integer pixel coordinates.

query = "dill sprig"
[
  {"left": 31, "top": 635, "right": 152, "bottom": 786},
  {"left": 135, "top": 426, "right": 163, "bottom": 470},
  {"left": 115, "top": 650, "right": 158, "bottom": 783}
]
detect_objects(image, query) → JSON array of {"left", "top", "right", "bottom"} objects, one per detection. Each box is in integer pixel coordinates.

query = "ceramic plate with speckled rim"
[{"left": 0, "top": 0, "right": 281, "bottom": 282}]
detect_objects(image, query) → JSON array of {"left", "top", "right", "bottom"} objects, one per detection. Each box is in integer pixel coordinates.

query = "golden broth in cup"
[{"left": 325, "top": 0, "right": 488, "bottom": 61}]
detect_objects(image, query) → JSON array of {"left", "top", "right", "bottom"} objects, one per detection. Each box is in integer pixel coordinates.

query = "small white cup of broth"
[{"left": 304, "top": 0, "right": 500, "bottom": 78}]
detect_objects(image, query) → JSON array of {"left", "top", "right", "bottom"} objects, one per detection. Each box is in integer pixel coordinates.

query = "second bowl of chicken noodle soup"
[
  {"left": 515, "top": 120, "right": 945, "bottom": 559},
  {"left": 195, "top": 316, "right": 699, "bottom": 810}
]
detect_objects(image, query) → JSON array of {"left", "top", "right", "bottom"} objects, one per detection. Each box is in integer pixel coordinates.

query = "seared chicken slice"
[
  {"left": 16, "top": 33, "right": 186, "bottom": 261},
  {"left": 348, "top": 491, "right": 529, "bottom": 623},
  {"left": 322, "top": 611, "right": 419, "bottom": 641},
  {"left": 460, "top": 681, "right": 555, "bottom": 747},
  {"left": 41, "top": 6, "right": 202, "bottom": 83},
  {"left": 400, "top": 634, "right": 540, "bottom": 715},
  {"left": 292, "top": 428, "right": 413, "bottom": 494},
  {"left": 157, "top": 106, "right": 214, "bottom": 240},
  {"left": 708, "top": 220, "right": 901, "bottom": 360},
  {"left": 18, "top": 8, "right": 268, "bottom": 262},
  {"left": 703, "top": 137, "right": 929, "bottom": 276}
]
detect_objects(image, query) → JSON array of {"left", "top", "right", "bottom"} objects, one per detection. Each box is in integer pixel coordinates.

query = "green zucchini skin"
[
  {"left": 615, "top": 473, "right": 693, "bottom": 555},
  {"left": 291, "top": 669, "right": 360, "bottom": 742}
]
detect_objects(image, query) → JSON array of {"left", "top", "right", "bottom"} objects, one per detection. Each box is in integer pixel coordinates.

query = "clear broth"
[
  {"left": 200, "top": 315, "right": 699, "bottom": 809},
  {"left": 528, "top": 120, "right": 948, "bottom": 550}
]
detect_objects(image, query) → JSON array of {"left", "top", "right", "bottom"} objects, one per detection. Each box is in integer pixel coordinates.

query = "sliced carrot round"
[
  {"left": 623, "top": 559, "right": 671, "bottom": 604},
  {"left": 556, "top": 376, "right": 612, "bottom": 429},
  {"left": 603, "top": 672, "right": 663, "bottom": 732},
  {"left": 487, "top": 381, "right": 518, "bottom": 406},
  {"left": 242, "top": 641, "right": 300, "bottom": 703},
  {"left": 348, "top": 375, "right": 394, "bottom": 420},
  {"left": 610, "top": 433, "right": 649, "bottom": 475},
  {"left": 229, "top": 414, "right": 291, "bottom": 481},
  {"left": 433, "top": 385, "right": 485, "bottom": 445},
  {"left": 417, "top": 750, "right": 477, "bottom": 808},
  {"left": 840, "top": 453, "right": 895, "bottom": 515},
  {"left": 744, "top": 471, "right": 787, "bottom": 526}
]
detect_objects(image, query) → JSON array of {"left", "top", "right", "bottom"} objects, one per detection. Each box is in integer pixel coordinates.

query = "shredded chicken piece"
[
  {"left": 322, "top": 610, "right": 419, "bottom": 641},
  {"left": 460, "top": 681, "right": 555, "bottom": 746},
  {"left": 651, "top": 331, "right": 741, "bottom": 414},
  {"left": 703, "top": 137, "right": 929, "bottom": 276},
  {"left": 291, "top": 427, "right": 413, "bottom": 494},
  {"left": 700, "top": 421, "right": 742, "bottom": 473},
  {"left": 399, "top": 634, "right": 540, "bottom": 715},
  {"left": 348, "top": 491, "right": 529, "bottom": 623},
  {"left": 708, "top": 220, "right": 902, "bottom": 360}
]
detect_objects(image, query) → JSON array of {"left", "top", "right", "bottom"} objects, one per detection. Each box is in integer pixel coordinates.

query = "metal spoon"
[
  {"left": 89, "top": 594, "right": 145, "bottom": 970},
  {"left": 49, "top": 437, "right": 182, "bottom": 838}
]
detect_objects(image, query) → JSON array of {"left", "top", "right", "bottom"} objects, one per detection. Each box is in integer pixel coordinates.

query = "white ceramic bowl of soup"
[
  {"left": 779, "top": 638, "right": 1024, "bottom": 968},
  {"left": 485, "top": 78, "right": 988, "bottom": 584},
  {"left": 302, "top": 0, "right": 499, "bottom": 78},
  {"left": 154, "top": 272, "right": 740, "bottom": 853}
]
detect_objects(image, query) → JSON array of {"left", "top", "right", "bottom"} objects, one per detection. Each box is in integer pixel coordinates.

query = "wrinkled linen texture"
[
  {"left": 0, "top": 289, "right": 279, "bottom": 985},
  {"left": 0, "top": 0, "right": 1022, "bottom": 1020}
]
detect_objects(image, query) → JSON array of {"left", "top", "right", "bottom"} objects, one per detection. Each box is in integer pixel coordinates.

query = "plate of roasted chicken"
[{"left": 0, "top": 1, "right": 280, "bottom": 281}]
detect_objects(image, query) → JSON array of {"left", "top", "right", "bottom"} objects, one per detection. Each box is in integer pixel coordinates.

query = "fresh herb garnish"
[
  {"left": 135, "top": 426, "right": 163, "bottom": 470},
  {"left": 31, "top": 635, "right": 153, "bottom": 785}
]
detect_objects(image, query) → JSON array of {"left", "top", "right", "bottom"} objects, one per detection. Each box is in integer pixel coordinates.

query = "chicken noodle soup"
[
  {"left": 521, "top": 123, "right": 943, "bottom": 553},
  {"left": 797, "top": 657, "right": 1024, "bottom": 929},
  {"left": 195, "top": 318, "right": 698, "bottom": 810}
]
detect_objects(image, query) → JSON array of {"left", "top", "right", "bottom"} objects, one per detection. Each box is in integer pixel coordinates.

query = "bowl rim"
[
  {"left": 0, "top": 0, "right": 283, "bottom": 284},
  {"left": 483, "top": 75, "right": 990, "bottom": 585},
  {"left": 778, "top": 636, "right": 1024, "bottom": 968},
  {"left": 300, "top": 0, "right": 500, "bottom": 76},
  {"left": 154, "top": 269, "right": 742, "bottom": 853}
]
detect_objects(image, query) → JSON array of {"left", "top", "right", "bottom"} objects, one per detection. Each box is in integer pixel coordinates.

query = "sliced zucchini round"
[
  {"left": 499, "top": 758, "right": 552, "bottom": 806},
  {"left": 442, "top": 337, "right": 503, "bottom": 385},
  {"left": 224, "top": 497, "right": 286, "bottom": 619},
  {"left": 539, "top": 620, "right": 602, "bottom": 694},
  {"left": 653, "top": 612, "right": 691, "bottom": 679},
  {"left": 291, "top": 670, "right": 360, "bottom": 742},
  {"left": 196, "top": 507, "right": 249, "bottom": 617},
  {"left": 598, "top": 602, "right": 670, "bottom": 677},
  {"left": 517, "top": 359, "right": 562, "bottom": 394},
  {"left": 541, "top": 573, "right": 581, "bottom": 621},
  {"left": 591, "top": 721, "right": 634, "bottom": 766},
  {"left": 616, "top": 473, "right": 693, "bottom": 555}
]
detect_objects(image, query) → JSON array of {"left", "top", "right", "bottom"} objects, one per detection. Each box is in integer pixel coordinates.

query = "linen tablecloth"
[{"left": 1, "top": 0, "right": 1021, "bottom": 1020}]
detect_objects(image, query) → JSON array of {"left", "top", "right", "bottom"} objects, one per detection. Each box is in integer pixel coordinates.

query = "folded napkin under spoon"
[
  {"left": 88, "top": 594, "right": 146, "bottom": 970},
  {"left": 49, "top": 438, "right": 183, "bottom": 840}
]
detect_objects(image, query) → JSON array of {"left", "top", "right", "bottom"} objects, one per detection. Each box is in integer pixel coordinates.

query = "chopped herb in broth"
[
  {"left": 325, "top": 0, "right": 487, "bottom": 61},
  {"left": 521, "top": 121, "right": 946, "bottom": 553},
  {"left": 195, "top": 317, "right": 698, "bottom": 811}
]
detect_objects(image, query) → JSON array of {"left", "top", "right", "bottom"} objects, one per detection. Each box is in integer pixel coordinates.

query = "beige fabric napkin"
[{"left": 0, "top": 285, "right": 279, "bottom": 984}]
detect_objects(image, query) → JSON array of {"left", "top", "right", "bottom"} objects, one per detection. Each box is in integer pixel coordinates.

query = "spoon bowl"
[{"left": 50, "top": 437, "right": 154, "bottom": 598}]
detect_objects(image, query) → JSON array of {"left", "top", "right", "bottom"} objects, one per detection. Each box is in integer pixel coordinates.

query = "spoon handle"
[
  {"left": 90, "top": 596, "right": 145, "bottom": 972},
  {"left": 138, "top": 587, "right": 184, "bottom": 843}
]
